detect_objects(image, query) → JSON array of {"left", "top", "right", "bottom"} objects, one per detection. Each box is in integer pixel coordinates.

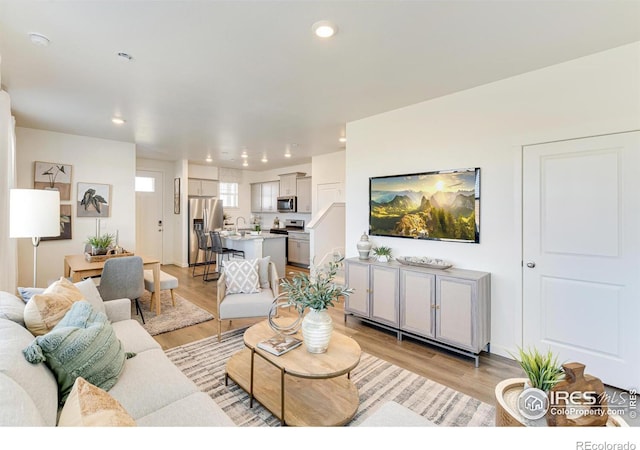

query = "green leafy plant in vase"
[
  {"left": 513, "top": 347, "right": 564, "bottom": 392},
  {"left": 86, "top": 233, "right": 115, "bottom": 256},
  {"left": 372, "top": 245, "right": 392, "bottom": 262},
  {"left": 279, "top": 259, "right": 353, "bottom": 353}
]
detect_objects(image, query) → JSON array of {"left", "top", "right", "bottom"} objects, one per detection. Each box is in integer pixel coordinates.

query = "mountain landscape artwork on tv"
[{"left": 369, "top": 168, "right": 480, "bottom": 243}]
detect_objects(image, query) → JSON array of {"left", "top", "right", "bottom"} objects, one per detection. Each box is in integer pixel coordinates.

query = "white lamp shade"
[{"left": 10, "top": 189, "right": 61, "bottom": 238}]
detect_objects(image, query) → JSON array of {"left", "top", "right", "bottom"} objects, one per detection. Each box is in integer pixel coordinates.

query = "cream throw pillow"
[
  {"left": 223, "top": 259, "right": 260, "bottom": 294},
  {"left": 23, "top": 277, "right": 85, "bottom": 336},
  {"left": 57, "top": 377, "right": 136, "bottom": 427}
]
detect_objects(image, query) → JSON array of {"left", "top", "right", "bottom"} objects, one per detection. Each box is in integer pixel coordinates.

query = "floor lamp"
[{"left": 9, "top": 189, "right": 60, "bottom": 287}]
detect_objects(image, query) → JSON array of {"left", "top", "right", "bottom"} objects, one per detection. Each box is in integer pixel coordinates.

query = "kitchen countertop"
[{"left": 222, "top": 232, "right": 286, "bottom": 241}]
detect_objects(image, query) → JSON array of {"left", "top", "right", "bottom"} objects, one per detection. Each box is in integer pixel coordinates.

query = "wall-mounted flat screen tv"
[{"left": 369, "top": 167, "right": 480, "bottom": 243}]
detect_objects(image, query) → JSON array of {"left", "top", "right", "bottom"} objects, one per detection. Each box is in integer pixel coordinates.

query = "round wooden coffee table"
[{"left": 225, "top": 320, "right": 362, "bottom": 426}]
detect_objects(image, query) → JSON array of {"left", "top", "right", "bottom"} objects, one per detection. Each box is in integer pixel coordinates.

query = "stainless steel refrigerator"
[{"left": 188, "top": 196, "right": 224, "bottom": 266}]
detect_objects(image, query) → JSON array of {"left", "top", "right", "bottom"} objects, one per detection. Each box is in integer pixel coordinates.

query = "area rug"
[
  {"left": 165, "top": 327, "right": 495, "bottom": 426},
  {"left": 132, "top": 291, "right": 214, "bottom": 336}
]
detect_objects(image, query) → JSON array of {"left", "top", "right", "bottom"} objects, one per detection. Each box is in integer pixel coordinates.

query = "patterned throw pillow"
[
  {"left": 23, "top": 277, "right": 85, "bottom": 336},
  {"left": 222, "top": 259, "right": 260, "bottom": 294},
  {"left": 57, "top": 377, "right": 136, "bottom": 427},
  {"left": 23, "top": 301, "right": 132, "bottom": 405}
]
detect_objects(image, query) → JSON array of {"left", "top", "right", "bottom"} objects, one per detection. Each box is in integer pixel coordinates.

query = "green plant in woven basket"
[{"left": 513, "top": 347, "right": 564, "bottom": 392}]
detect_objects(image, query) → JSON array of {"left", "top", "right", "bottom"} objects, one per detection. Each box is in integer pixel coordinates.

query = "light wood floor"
[{"left": 155, "top": 263, "right": 523, "bottom": 406}]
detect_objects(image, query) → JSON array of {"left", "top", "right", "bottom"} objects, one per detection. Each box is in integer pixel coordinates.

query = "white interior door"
[
  {"left": 136, "top": 170, "right": 164, "bottom": 263},
  {"left": 523, "top": 131, "right": 640, "bottom": 390},
  {"left": 317, "top": 182, "right": 343, "bottom": 212}
]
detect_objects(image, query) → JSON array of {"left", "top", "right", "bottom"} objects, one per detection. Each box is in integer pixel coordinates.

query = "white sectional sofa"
[{"left": 0, "top": 288, "right": 235, "bottom": 427}]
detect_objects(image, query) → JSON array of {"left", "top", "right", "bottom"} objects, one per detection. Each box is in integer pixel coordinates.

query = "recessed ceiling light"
[
  {"left": 241, "top": 153, "right": 248, "bottom": 159},
  {"left": 111, "top": 117, "right": 126, "bottom": 125},
  {"left": 339, "top": 137, "right": 347, "bottom": 143},
  {"left": 205, "top": 156, "right": 212, "bottom": 163},
  {"left": 117, "top": 52, "right": 133, "bottom": 61},
  {"left": 261, "top": 156, "right": 268, "bottom": 163},
  {"left": 28, "top": 32, "right": 50, "bottom": 47},
  {"left": 312, "top": 21, "right": 337, "bottom": 38},
  {"left": 284, "top": 152, "right": 292, "bottom": 158},
  {"left": 242, "top": 160, "right": 248, "bottom": 167}
]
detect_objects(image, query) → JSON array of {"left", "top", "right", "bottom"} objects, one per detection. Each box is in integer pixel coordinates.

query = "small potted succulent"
[
  {"left": 372, "top": 246, "right": 392, "bottom": 263},
  {"left": 513, "top": 347, "right": 564, "bottom": 392}
]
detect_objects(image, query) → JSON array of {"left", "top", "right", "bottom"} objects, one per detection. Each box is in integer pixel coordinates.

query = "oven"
[{"left": 269, "top": 219, "right": 305, "bottom": 264}]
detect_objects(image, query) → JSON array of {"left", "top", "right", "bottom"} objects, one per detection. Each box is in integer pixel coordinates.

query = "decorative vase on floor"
[{"left": 301, "top": 308, "right": 333, "bottom": 353}]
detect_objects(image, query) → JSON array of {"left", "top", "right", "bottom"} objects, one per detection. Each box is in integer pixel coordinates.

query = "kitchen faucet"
[{"left": 235, "top": 216, "right": 246, "bottom": 233}]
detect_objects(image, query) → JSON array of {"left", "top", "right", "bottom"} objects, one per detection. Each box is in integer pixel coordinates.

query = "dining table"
[{"left": 63, "top": 254, "right": 162, "bottom": 315}]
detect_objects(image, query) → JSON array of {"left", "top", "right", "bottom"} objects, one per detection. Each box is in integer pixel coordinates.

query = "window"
[
  {"left": 135, "top": 176, "right": 155, "bottom": 192},
  {"left": 219, "top": 182, "right": 238, "bottom": 208}
]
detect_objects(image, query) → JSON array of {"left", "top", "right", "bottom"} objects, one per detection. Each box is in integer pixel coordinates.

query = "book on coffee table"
[{"left": 257, "top": 334, "right": 303, "bottom": 356}]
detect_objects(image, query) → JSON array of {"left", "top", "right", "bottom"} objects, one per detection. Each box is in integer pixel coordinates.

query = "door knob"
[{"left": 526, "top": 262, "right": 536, "bottom": 268}]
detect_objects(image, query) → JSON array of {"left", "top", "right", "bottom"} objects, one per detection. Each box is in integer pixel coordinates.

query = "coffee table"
[{"left": 224, "top": 320, "right": 361, "bottom": 426}]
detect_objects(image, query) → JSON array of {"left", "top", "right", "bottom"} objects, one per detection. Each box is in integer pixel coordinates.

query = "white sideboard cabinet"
[{"left": 344, "top": 258, "right": 490, "bottom": 366}]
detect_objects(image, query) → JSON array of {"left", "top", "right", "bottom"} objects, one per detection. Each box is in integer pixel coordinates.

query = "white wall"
[
  {"left": 15, "top": 127, "right": 136, "bottom": 287},
  {"left": 345, "top": 42, "right": 640, "bottom": 358},
  {"left": 311, "top": 150, "right": 345, "bottom": 216}
]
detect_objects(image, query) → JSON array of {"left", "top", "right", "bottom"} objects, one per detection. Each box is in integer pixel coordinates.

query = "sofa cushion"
[
  {"left": 111, "top": 319, "right": 161, "bottom": 354},
  {"left": 0, "top": 372, "right": 47, "bottom": 426},
  {"left": 107, "top": 348, "right": 199, "bottom": 420},
  {"left": 219, "top": 288, "right": 274, "bottom": 320},
  {"left": 135, "top": 392, "right": 235, "bottom": 427},
  {"left": 57, "top": 376, "right": 136, "bottom": 427},
  {"left": 0, "top": 291, "right": 26, "bottom": 326},
  {"left": 222, "top": 259, "right": 260, "bottom": 294},
  {"left": 23, "top": 301, "right": 129, "bottom": 405},
  {"left": 17, "top": 286, "right": 43, "bottom": 303},
  {"left": 23, "top": 277, "right": 85, "bottom": 336},
  {"left": 0, "top": 319, "right": 59, "bottom": 426},
  {"left": 73, "top": 278, "right": 107, "bottom": 315}
]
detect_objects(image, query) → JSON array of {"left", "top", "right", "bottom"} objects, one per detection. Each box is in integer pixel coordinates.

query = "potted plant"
[
  {"left": 86, "top": 233, "right": 115, "bottom": 256},
  {"left": 513, "top": 347, "right": 564, "bottom": 392},
  {"left": 280, "top": 258, "right": 353, "bottom": 353},
  {"left": 372, "top": 245, "right": 392, "bottom": 262}
]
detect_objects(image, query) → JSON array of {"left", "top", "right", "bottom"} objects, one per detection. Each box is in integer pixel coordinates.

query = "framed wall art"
[
  {"left": 77, "top": 182, "right": 111, "bottom": 217},
  {"left": 42, "top": 205, "right": 72, "bottom": 241},
  {"left": 34, "top": 161, "right": 72, "bottom": 201},
  {"left": 174, "top": 177, "right": 181, "bottom": 214}
]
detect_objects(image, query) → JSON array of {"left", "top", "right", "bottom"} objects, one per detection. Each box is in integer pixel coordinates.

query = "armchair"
[{"left": 215, "top": 260, "right": 279, "bottom": 341}]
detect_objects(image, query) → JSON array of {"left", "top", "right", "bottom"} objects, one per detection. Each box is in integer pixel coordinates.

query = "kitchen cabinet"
[
  {"left": 250, "top": 181, "right": 279, "bottom": 213},
  {"left": 278, "top": 172, "right": 306, "bottom": 196},
  {"left": 344, "top": 258, "right": 490, "bottom": 366},
  {"left": 296, "top": 176, "right": 312, "bottom": 213},
  {"left": 188, "top": 178, "right": 218, "bottom": 196},
  {"left": 287, "top": 231, "right": 310, "bottom": 267}
]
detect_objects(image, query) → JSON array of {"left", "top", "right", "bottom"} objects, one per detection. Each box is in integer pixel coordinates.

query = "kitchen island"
[{"left": 221, "top": 232, "right": 286, "bottom": 278}]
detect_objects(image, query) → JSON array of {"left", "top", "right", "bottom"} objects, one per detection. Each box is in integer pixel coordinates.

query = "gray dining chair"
[{"left": 97, "top": 256, "right": 146, "bottom": 323}]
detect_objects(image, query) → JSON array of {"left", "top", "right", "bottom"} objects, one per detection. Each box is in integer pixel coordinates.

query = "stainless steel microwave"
[{"left": 277, "top": 196, "right": 297, "bottom": 213}]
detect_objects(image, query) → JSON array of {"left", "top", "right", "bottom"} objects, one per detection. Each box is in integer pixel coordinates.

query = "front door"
[
  {"left": 522, "top": 131, "right": 639, "bottom": 390},
  {"left": 135, "top": 170, "right": 164, "bottom": 263}
]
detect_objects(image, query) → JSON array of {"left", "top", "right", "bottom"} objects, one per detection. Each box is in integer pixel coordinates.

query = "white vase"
[
  {"left": 357, "top": 232, "right": 372, "bottom": 260},
  {"left": 378, "top": 255, "right": 389, "bottom": 263},
  {"left": 301, "top": 308, "right": 333, "bottom": 353}
]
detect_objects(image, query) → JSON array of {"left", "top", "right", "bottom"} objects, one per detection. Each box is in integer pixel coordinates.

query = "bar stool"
[
  {"left": 192, "top": 229, "right": 214, "bottom": 277},
  {"left": 205, "top": 231, "right": 245, "bottom": 281}
]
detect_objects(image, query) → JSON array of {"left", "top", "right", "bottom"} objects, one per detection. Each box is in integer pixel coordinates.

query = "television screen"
[{"left": 369, "top": 167, "right": 480, "bottom": 243}]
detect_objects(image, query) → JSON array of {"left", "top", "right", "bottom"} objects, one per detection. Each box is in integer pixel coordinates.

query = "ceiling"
[{"left": 1, "top": 1, "right": 639, "bottom": 171}]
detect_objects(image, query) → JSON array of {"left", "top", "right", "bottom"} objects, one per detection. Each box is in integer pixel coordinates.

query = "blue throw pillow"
[
  {"left": 17, "top": 287, "right": 45, "bottom": 303},
  {"left": 23, "top": 301, "right": 134, "bottom": 405}
]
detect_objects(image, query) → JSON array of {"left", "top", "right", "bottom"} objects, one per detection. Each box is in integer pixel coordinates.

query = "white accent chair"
[{"left": 215, "top": 261, "right": 279, "bottom": 341}]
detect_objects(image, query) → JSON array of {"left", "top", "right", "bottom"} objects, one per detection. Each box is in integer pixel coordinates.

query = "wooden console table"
[
  {"left": 63, "top": 254, "right": 162, "bottom": 315},
  {"left": 225, "top": 320, "right": 361, "bottom": 426}
]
